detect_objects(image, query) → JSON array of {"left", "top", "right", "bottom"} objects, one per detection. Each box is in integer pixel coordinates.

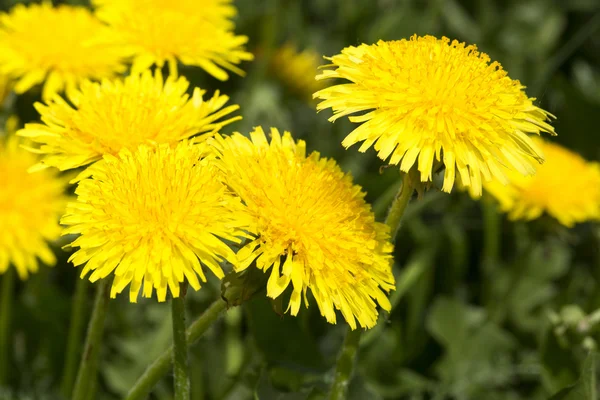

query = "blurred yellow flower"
[
  {"left": 18, "top": 70, "right": 239, "bottom": 172},
  {"left": 271, "top": 44, "right": 323, "bottom": 100},
  {"left": 93, "top": 0, "right": 253, "bottom": 79},
  {"left": 213, "top": 127, "right": 394, "bottom": 330},
  {"left": 0, "top": 133, "right": 69, "bottom": 279},
  {"left": 61, "top": 141, "right": 250, "bottom": 302},
  {"left": 484, "top": 139, "right": 600, "bottom": 227},
  {"left": 314, "top": 35, "right": 556, "bottom": 197},
  {"left": 0, "top": 3, "right": 126, "bottom": 100}
]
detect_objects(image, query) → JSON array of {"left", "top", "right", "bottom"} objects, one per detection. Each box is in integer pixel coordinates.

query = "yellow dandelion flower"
[
  {"left": 271, "top": 44, "right": 324, "bottom": 100},
  {"left": 18, "top": 69, "right": 240, "bottom": 172},
  {"left": 314, "top": 35, "right": 556, "bottom": 197},
  {"left": 61, "top": 141, "right": 250, "bottom": 302},
  {"left": 0, "top": 134, "right": 69, "bottom": 279},
  {"left": 93, "top": 0, "right": 253, "bottom": 79},
  {"left": 0, "top": 3, "right": 126, "bottom": 100},
  {"left": 484, "top": 139, "right": 600, "bottom": 227},
  {"left": 213, "top": 127, "right": 394, "bottom": 330}
]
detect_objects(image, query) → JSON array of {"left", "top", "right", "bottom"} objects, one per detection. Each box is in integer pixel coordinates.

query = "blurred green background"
[{"left": 1, "top": 0, "right": 600, "bottom": 399}]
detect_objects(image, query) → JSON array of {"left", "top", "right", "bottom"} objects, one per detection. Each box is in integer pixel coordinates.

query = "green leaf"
[{"left": 549, "top": 352, "right": 598, "bottom": 400}]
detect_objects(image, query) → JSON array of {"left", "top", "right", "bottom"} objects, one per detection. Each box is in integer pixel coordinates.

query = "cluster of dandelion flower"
[
  {"left": 4, "top": 21, "right": 571, "bottom": 336},
  {"left": 57, "top": 124, "right": 396, "bottom": 329},
  {"left": 0, "top": 134, "right": 69, "bottom": 279},
  {"left": 314, "top": 35, "right": 556, "bottom": 197},
  {"left": 484, "top": 138, "right": 600, "bottom": 227}
]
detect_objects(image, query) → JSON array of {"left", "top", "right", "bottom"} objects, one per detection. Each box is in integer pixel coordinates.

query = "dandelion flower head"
[
  {"left": 214, "top": 127, "right": 395, "bottom": 329},
  {"left": 314, "top": 35, "right": 556, "bottom": 197},
  {"left": 19, "top": 69, "right": 240, "bottom": 172},
  {"left": 93, "top": 0, "right": 253, "bottom": 79},
  {"left": 0, "top": 133, "right": 69, "bottom": 279},
  {"left": 0, "top": 3, "right": 126, "bottom": 100},
  {"left": 484, "top": 139, "right": 600, "bottom": 227},
  {"left": 61, "top": 141, "right": 250, "bottom": 302},
  {"left": 271, "top": 43, "right": 324, "bottom": 100}
]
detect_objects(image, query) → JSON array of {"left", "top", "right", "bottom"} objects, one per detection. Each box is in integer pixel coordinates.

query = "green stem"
[
  {"left": 372, "top": 181, "right": 402, "bottom": 219},
  {"left": 329, "top": 329, "right": 361, "bottom": 400},
  {"left": 328, "top": 176, "right": 415, "bottom": 400},
  {"left": 172, "top": 292, "right": 190, "bottom": 400},
  {"left": 0, "top": 268, "right": 15, "bottom": 386},
  {"left": 125, "top": 299, "right": 227, "bottom": 400},
  {"left": 385, "top": 174, "right": 416, "bottom": 240},
  {"left": 61, "top": 277, "right": 89, "bottom": 397},
  {"left": 72, "top": 280, "right": 110, "bottom": 400},
  {"left": 87, "top": 372, "right": 99, "bottom": 400}
]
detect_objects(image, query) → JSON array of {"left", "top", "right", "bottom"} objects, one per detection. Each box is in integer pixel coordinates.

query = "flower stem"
[
  {"left": 385, "top": 174, "right": 416, "bottom": 239},
  {"left": 125, "top": 299, "right": 227, "bottom": 400},
  {"left": 328, "top": 175, "right": 415, "bottom": 400},
  {"left": 61, "top": 277, "right": 89, "bottom": 398},
  {"left": 0, "top": 268, "right": 15, "bottom": 386},
  {"left": 172, "top": 289, "right": 190, "bottom": 400},
  {"left": 329, "top": 328, "right": 361, "bottom": 400},
  {"left": 72, "top": 280, "right": 110, "bottom": 400}
]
